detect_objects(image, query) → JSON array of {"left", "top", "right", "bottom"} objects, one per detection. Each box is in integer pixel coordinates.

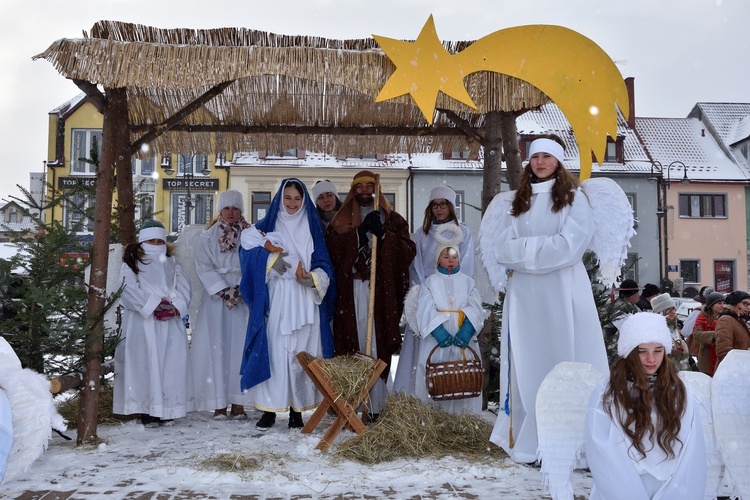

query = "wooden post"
[
  {"left": 365, "top": 174, "right": 381, "bottom": 357},
  {"left": 76, "top": 87, "right": 128, "bottom": 445}
]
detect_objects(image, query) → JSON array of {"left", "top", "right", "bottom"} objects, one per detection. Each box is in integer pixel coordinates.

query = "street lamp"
[{"left": 648, "top": 160, "right": 690, "bottom": 292}]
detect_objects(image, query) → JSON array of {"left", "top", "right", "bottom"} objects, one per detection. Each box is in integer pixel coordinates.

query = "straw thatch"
[
  {"left": 34, "top": 20, "right": 551, "bottom": 157},
  {"left": 334, "top": 393, "right": 507, "bottom": 464}
]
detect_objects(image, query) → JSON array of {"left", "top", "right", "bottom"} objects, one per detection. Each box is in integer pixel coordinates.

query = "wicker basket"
[{"left": 425, "top": 344, "right": 483, "bottom": 401}]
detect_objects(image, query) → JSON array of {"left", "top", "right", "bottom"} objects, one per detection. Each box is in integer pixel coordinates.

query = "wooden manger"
[{"left": 296, "top": 351, "right": 386, "bottom": 451}]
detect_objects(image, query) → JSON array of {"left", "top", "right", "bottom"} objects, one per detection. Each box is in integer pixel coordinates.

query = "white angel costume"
[
  {"left": 113, "top": 246, "right": 193, "bottom": 419},
  {"left": 239, "top": 199, "right": 331, "bottom": 412},
  {"left": 190, "top": 221, "right": 253, "bottom": 411},
  {"left": 585, "top": 383, "right": 706, "bottom": 499},
  {"left": 480, "top": 179, "right": 611, "bottom": 463},
  {"left": 394, "top": 221, "right": 475, "bottom": 395},
  {"left": 414, "top": 266, "right": 485, "bottom": 414},
  {"left": 0, "top": 337, "right": 66, "bottom": 484}
]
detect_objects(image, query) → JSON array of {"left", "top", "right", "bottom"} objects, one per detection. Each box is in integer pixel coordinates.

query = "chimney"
[{"left": 625, "top": 77, "right": 635, "bottom": 129}]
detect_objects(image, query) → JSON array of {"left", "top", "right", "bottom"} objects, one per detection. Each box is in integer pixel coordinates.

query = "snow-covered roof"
[
  {"left": 49, "top": 92, "right": 88, "bottom": 117},
  {"left": 231, "top": 151, "right": 411, "bottom": 170},
  {"left": 636, "top": 116, "right": 746, "bottom": 181},
  {"left": 728, "top": 115, "right": 750, "bottom": 146},
  {"left": 689, "top": 103, "right": 750, "bottom": 144}
]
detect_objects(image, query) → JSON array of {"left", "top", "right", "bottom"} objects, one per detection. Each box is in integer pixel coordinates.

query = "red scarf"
[{"left": 218, "top": 216, "right": 250, "bottom": 252}]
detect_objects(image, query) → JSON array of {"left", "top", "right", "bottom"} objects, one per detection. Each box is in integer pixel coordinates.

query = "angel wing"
[
  {"left": 579, "top": 178, "right": 636, "bottom": 287},
  {"left": 477, "top": 191, "right": 514, "bottom": 294},
  {"left": 536, "top": 361, "right": 608, "bottom": 500},
  {"left": 679, "top": 370, "right": 729, "bottom": 499},
  {"left": 173, "top": 224, "right": 209, "bottom": 326},
  {"left": 711, "top": 350, "right": 750, "bottom": 499},
  {"left": 0, "top": 337, "right": 66, "bottom": 484},
  {"left": 402, "top": 284, "right": 420, "bottom": 333}
]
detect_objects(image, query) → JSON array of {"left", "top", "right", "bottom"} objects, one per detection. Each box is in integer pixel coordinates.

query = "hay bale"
[
  {"left": 198, "top": 452, "right": 260, "bottom": 473},
  {"left": 56, "top": 382, "right": 135, "bottom": 427},
  {"left": 334, "top": 393, "right": 507, "bottom": 464},
  {"left": 317, "top": 354, "right": 377, "bottom": 405}
]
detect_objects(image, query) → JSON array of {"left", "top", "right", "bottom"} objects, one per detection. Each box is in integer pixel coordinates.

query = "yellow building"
[{"left": 45, "top": 93, "right": 230, "bottom": 235}]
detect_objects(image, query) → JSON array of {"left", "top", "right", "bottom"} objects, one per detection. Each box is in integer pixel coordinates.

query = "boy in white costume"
[{"left": 414, "top": 243, "right": 485, "bottom": 414}]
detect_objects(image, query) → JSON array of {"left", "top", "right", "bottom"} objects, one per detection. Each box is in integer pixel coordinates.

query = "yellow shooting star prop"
[{"left": 374, "top": 16, "right": 629, "bottom": 180}]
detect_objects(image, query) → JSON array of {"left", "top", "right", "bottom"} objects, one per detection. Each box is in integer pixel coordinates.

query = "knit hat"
[
  {"left": 138, "top": 219, "right": 167, "bottom": 243},
  {"left": 650, "top": 293, "right": 676, "bottom": 314},
  {"left": 528, "top": 137, "right": 565, "bottom": 165},
  {"left": 435, "top": 243, "right": 460, "bottom": 265},
  {"left": 725, "top": 290, "right": 750, "bottom": 306},
  {"left": 311, "top": 180, "right": 339, "bottom": 202},
  {"left": 642, "top": 283, "right": 660, "bottom": 299},
  {"left": 705, "top": 292, "right": 726, "bottom": 310},
  {"left": 618, "top": 279, "right": 640, "bottom": 298},
  {"left": 429, "top": 185, "right": 456, "bottom": 206},
  {"left": 216, "top": 190, "right": 244, "bottom": 212},
  {"left": 617, "top": 312, "right": 673, "bottom": 358}
]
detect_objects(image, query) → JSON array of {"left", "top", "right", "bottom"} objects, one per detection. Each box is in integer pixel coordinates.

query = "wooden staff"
[{"left": 365, "top": 174, "right": 381, "bottom": 357}]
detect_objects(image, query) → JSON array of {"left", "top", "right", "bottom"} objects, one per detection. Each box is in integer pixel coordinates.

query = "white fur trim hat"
[
  {"left": 650, "top": 293, "right": 676, "bottom": 314},
  {"left": 435, "top": 243, "right": 460, "bottom": 265},
  {"left": 429, "top": 185, "right": 456, "bottom": 206},
  {"left": 528, "top": 138, "right": 565, "bottom": 165},
  {"left": 138, "top": 219, "right": 167, "bottom": 243},
  {"left": 617, "top": 312, "right": 673, "bottom": 358},
  {"left": 311, "top": 180, "right": 338, "bottom": 202},
  {"left": 216, "top": 189, "right": 244, "bottom": 213}
]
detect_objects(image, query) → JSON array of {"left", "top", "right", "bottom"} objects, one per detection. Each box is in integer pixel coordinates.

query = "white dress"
[
  {"left": 240, "top": 210, "right": 330, "bottom": 412},
  {"left": 113, "top": 251, "right": 193, "bottom": 419},
  {"left": 585, "top": 384, "right": 706, "bottom": 499},
  {"left": 414, "top": 270, "right": 485, "bottom": 414},
  {"left": 0, "top": 390, "right": 11, "bottom": 482},
  {"left": 484, "top": 179, "right": 609, "bottom": 463},
  {"left": 190, "top": 223, "right": 253, "bottom": 411},
  {"left": 392, "top": 222, "right": 475, "bottom": 394}
]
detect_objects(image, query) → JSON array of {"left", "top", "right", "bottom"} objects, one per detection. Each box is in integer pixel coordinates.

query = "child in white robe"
[{"left": 415, "top": 243, "right": 485, "bottom": 414}]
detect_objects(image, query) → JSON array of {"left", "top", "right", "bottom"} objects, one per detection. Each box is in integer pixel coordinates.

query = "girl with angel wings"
[{"left": 479, "top": 134, "right": 634, "bottom": 463}]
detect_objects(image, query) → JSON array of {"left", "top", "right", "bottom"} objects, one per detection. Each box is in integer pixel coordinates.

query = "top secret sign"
[{"left": 162, "top": 178, "right": 219, "bottom": 190}]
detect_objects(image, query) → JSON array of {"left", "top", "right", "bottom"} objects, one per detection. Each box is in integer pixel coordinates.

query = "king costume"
[
  {"left": 238, "top": 178, "right": 335, "bottom": 413},
  {"left": 325, "top": 170, "right": 415, "bottom": 414}
]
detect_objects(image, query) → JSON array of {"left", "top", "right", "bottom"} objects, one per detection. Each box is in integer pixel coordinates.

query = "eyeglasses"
[
  {"left": 740, "top": 301, "right": 750, "bottom": 307},
  {"left": 431, "top": 202, "right": 450, "bottom": 209}
]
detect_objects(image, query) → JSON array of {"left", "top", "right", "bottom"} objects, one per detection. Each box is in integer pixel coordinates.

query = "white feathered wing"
[
  {"left": 579, "top": 178, "right": 636, "bottom": 287},
  {"left": 477, "top": 191, "right": 514, "bottom": 294}
]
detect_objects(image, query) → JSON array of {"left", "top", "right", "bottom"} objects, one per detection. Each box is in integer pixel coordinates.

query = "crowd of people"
[{"left": 102, "top": 136, "right": 749, "bottom": 496}]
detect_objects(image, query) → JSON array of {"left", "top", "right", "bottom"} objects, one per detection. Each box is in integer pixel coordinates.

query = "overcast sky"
[{"left": 1, "top": 0, "right": 747, "bottom": 200}]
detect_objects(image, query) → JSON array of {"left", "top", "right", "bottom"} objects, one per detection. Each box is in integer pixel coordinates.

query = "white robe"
[
  {"left": 585, "top": 384, "right": 706, "bottom": 499},
  {"left": 190, "top": 224, "right": 253, "bottom": 411},
  {"left": 113, "top": 253, "right": 193, "bottom": 419},
  {"left": 392, "top": 222, "right": 475, "bottom": 394},
  {"left": 240, "top": 219, "right": 330, "bottom": 412},
  {"left": 0, "top": 390, "right": 11, "bottom": 482},
  {"left": 414, "top": 270, "right": 485, "bottom": 414},
  {"left": 486, "top": 179, "right": 609, "bottom": 463}
]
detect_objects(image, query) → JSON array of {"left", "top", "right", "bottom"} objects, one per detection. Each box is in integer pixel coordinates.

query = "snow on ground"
[{"left": 0, "top": 407, "right": 593, "bottom": 499}]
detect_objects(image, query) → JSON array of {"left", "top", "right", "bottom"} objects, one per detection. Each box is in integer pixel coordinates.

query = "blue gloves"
[
  {"left": 430, "top": 324, "right": 453, "bottom": 348},
  {"left": 453, "top": 318, "right": 476, "bottom": 349}
]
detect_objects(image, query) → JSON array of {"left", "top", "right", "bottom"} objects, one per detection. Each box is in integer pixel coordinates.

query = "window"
[
  {"left": 131, "top": 156, "right": 155, "bottom": 176},
  {"left": 64, "top": 191, "right": 94, "bottom": 232},
  {"left": 714, "top": 260, "right": 735, "bottom": 293},
  {"left": 383, "top": 193, "right": 396, "bottom": 207},
  {"left": 178, "top": 154, "right": 209, "bottom": 175},
  {"left": 252, "top": 192, "right": 271, "bottom": 223},
  {"left": 8, "top": 212, "right": 17, "bottom": 223},
  {"left": 266, "top": 149, "right": 298, "bottom": 158},
  {"left": 71, "top": 129, "right": 102, "bottom": 174},
  {"left": 739, "top": 140, "right": 750, "bottom": 163},
  {"left": 449, "top": 150, "right": 471, "bottom": 160},
  {"left": 626, "top": 193, "right": 637, "bottom": 229},
  {"left": 678, "top": 193, "right": 726, "bottom": 218},
  {"left": 622, "top": 253, "right": 638, "bottom": 282},
  {"left": 455, "top": 191, "right": 465, "bottom": 222},
  {"left": 680, "top": 259, "right": 700, "bottom": 284},
  {"left": 138, "top": 195, "right": 154, "bottom": 220},
  {"left": 170, "top": 193, "right": 214, "bottom": 232}
]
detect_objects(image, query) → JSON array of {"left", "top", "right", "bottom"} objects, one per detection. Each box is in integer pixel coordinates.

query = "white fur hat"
[
  {"left": 617, "top": 312, "right": 673, "bottom": 358},
  {"left": 138, "top": 219, "right": 167, "bottom": 243},
  {"left": 429, "top": 185, "right": 456, "bottom": 205},
  {"left": 311, "top": 180, "right": 339, "bottom": 202},
  {"left": 216, "top": 189, "right": 244, "bottom": 212},
  {"left": 435, "top": 243, "right": 460, "bottom": 265},
  {"left": 650, "top": 293, "right": 676, "bottom": 314}
]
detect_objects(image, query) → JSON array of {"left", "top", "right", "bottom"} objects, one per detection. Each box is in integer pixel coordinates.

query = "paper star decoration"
[{"left": 373, "top": 16, "right": 630, "bottom": 180}]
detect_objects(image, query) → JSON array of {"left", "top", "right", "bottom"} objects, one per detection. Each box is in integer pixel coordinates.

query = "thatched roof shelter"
[{"left": 34, "top": 20, "right": 551, "bottom": 157}]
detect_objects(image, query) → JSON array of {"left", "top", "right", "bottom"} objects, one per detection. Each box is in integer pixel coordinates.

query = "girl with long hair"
[
  {"left": 585, "top": 312, "right": 705, "bottom": 499},
  {"left": 482, "top": 134, "right": 609, "bottom": 463}
]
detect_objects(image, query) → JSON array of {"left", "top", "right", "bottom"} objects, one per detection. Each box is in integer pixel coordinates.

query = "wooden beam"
[
  {"left": 72, "top": 79, "right": 106, "bottom": 112},
  {"left": 129, "top": 80, "right": 236, "bottom": 154},
  {"left": 129, "top": 123, "right": 471, "bottom": 138},
  {"left": 435, "top": 108, "right": 484, "bottom": 144}
]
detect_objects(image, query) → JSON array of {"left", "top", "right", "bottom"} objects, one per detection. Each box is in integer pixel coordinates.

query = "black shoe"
[
  {"left": 141, "top": 414, "right": 159, "bottom": 428},
  {"left": 256, "top": 411, "right": 276, "bottom": 430},
  {"left": 288, "top": 408, "right": 304, "bottom": 429},
  {"left": 367, "top": 413, "right": 380, "bottom": 423}
]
